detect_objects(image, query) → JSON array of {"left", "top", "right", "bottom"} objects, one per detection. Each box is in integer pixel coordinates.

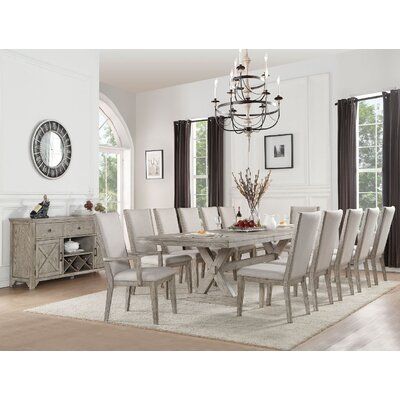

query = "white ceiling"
[{"left": 100, "top": 49, "right": 347, "bottom": 93}]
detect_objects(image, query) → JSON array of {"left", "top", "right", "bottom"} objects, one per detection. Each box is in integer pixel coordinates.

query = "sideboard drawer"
[
  {"left": 65, "top": 220, "right": 95, "bottom": 237},
  {"left": 36, "top": 222, "right": 63, "bottom": 239}
]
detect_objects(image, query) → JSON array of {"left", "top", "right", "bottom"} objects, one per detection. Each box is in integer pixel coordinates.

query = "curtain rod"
[{"left": 334, "top": 93, "right": 387, "bottom": 106}]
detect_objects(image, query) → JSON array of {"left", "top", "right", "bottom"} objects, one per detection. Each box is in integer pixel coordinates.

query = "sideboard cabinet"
[{"left": 10, "top": 216, "right": 104, "bottom": 289}]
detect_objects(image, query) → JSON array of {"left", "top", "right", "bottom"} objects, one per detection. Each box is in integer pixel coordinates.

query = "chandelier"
[{"left": 212, "top": 49, "right": 283, "bottom": 140}]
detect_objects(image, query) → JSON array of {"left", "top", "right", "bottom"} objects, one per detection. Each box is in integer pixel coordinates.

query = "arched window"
[{"left": 98, "top": 95, "right": 133, "bottom": 214}]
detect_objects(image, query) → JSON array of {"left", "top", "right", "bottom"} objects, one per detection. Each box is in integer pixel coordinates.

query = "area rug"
[{"left": 26, "top": 278, "right": 398, "bottom": 350}]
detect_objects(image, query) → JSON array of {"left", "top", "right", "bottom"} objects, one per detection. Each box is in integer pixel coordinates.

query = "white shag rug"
[{"left": 26, "top": 278, "right": 398, "bottom": 350}]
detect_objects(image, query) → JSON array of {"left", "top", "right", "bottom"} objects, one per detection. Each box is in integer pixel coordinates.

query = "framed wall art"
[{"left": 264, "top": 134, "right": 293, "bottom": 169}]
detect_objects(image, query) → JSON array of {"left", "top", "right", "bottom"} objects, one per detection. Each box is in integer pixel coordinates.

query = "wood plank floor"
[{"left": 0, "top": 271, "right": 399, "bottom": 351}]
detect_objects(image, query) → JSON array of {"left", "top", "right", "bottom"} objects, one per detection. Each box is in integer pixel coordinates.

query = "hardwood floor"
[{"left": 0, "top": 271, "right": 399, "bottom": 351}]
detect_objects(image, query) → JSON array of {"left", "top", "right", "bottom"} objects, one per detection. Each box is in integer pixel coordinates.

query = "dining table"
[{"left": 141, "top": 226, "right": 294, "bottom": 297}]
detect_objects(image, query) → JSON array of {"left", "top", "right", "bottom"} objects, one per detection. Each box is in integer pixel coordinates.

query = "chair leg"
[
  {"left": 266, "top": 284, "right": 273, "bottom": 306},
  {"left": 259, "top": 283, "right": 265, "bottom": 308},
  {"left": 364, "top": 260, "right": 371, "bottom": 288},
  {"left": 237, "top": 276, "right": 245, "bottom": 316},
  {"left": 310, "top": 275, "right": 318, "bottom": 311},
  {"left": 150, "top": 283, "right": 159, "bottom": 325},
  {"left": 353, "top": 262, "right": 362, "bottom": 293},
  {"left": 293, "top": 283, "right": 298, "bottom": 297},
  {"left": 233, "top": 269, "right": 238, "bottom": 281},
  {"left": 335, "top": 267, "right": 343, "bottom": 301},
  {"left": 169, "top": 277, "right": 177, "bottom": 314},
  {"left": 347, "top": 265, "right": 355, "bottom": 295},
  {"left": 370, "top": 257, "right": 379, "bottom": 285},
  {"left": 325, "top": 270, "right": 334, "bottom": 305},
  {"left": 301, "top": 278, "right": 310, "bottom": 315},
  {"left": 283, "top": 283, "right": 293, "bottom": 323},
  {"left": 380, "top": 256, "right": 388, "bottom": 281},
  {"left": 315, "top": 276, "right": 320, "bottom": 289},
  {"left": 185, "top": 263, "right": 193, "bottom": 294},
  {"left": 179, "top": 267, "right": 183, "bottom": 283},
  {"left": 132, "top": 286, "right": 136, "bottom": 295},
  {"left": 125, "top": 286, "right": 132, "bottom": 311},
  {"left": 165, "top": 280, "right": 169, "bottom": 299},
  {"left": 104, "top": 285, "right": 114, "bottom": 322}
]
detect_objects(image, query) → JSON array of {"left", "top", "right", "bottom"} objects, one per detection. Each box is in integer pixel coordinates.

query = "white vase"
[{"left": 263, "top": 214, "right": 277, "bottom": 230}]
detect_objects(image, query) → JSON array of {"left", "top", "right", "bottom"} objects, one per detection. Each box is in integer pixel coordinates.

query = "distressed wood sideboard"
[{"left": 9, "top": 215, "right": 104, "bottom": 289}]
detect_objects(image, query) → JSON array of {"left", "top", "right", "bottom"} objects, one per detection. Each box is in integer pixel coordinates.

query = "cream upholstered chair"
[
  {"left": 124, "top": 209, "right": 193, "bottom": 294},
  {"left": 153, "top": 208, "right": 202, "bottom": 288},
  {"left": 290, "top": 206, "right": 320, "bottom": 225},
  {"left": 95, "top": 212, "right": 177, "bottom": 325},
  {"left": 333, "top": 209, "right": 363, "bottom": 301},
  {"left": 350, "top": 207, "right": 380, "bottom": 292},
  {"left": 237, "top": 211, "right": 321, "bottom": 323},
  {"left": 199, "top": 206, "right": 221, "bottom": 230},
  {"left": 367, "top": 206, "right": 395, "bottom": 283},
  {"left": 308, "top": 210, "right": 343, "bottom": 311}
]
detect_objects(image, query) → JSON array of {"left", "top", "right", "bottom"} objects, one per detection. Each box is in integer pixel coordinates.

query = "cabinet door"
[
  {"left": 36, "top": 240, "right": 61, "bottom": 278},
  {"left": 94, "top": 237, "right": 104, "bottom": 269}
]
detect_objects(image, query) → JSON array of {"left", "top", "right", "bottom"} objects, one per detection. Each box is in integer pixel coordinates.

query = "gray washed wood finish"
[
  {"left": 10, "top": 216, "right": 103, "bottom": 289},
  {"left": 141, "top": 227, "right": 293, "bottom": 297}
]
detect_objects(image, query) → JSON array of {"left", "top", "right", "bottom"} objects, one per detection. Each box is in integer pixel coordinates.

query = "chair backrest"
[
  {"left": 311, "top": 210, "right": 343, "bottom": 275},
  {"left": 95, "top": 212, "right": 130, "bottom": 278},
  {"left": 335, "top": 209, "right": 363, "bottom": 268},
  {"left": 123, "top": 209, "right": 157, "bottom": 254},
  {"left": 219, "top": 206, "right": 236, "bottom": 229},
  {"left": 355, "top": 207, "right": 380, "bottom": 261},
  {"left": 177, "top": 207, "right": 202, "bottom": 233},
  {"left": 290, "top": 206, "right": 320, "bottom": 225},
  {"left": 153, "top": 208, "right": 182, "bottom": 253},
  {"left": 371, "top": 206, "right": 396, "bottom": 257},
  {"left": 285, "top": 211, "right": 321, "bottom": 281},
  {"left": 200, "top": 207, "right": 220, "bottom": 230}
]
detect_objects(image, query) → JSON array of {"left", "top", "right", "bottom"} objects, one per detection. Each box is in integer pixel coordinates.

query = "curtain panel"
[
  {"left": 383, "top": 90, "right": 400, "bottom": 267},
  {"left": 337, "top": 98, "right": 358, "bottom": 211},
  {"left": 174, "top": 120, "right": 191, "bottom": 208},
  {"left": 207, "top": 117, "right": 224, "bottom": 207}
]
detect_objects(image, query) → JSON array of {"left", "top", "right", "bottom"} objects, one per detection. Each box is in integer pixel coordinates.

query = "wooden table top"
[{"left": 141, "top": 226, "right": 294, "bottom": 249}]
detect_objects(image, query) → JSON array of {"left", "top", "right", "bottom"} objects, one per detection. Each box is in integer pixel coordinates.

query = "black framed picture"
[
  {"left": 264, "top": 134, "right": 293, "bottom": 169},
  {"left": 145, "top": 150, "right": 164, "bottom": 179}
]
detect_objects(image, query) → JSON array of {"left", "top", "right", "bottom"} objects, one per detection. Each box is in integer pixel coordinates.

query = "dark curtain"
[
  {"left": 207, "top": 117, "right": 224, "bottom": 206},
  {"left": 174, "top": 120, "right": 191, "bottom": 208},
  {"left": 337, "top": 98, "right": 358, "bottom": 211},
  {"left": 383, "top": 90, "right": 400, "bottom": 267}
]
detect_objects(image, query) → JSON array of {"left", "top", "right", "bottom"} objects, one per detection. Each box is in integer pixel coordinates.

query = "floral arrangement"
[{"left": 232, "top": 168, "right": 271, "bottom": 224}]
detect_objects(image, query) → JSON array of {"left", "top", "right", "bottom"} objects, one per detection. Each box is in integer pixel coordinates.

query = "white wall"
[
  {"left": 0, "top": 50, "right": 99, "bottom": 288},
  {"left": 134, "top": 50, "right": 400, "bottom": 216}
]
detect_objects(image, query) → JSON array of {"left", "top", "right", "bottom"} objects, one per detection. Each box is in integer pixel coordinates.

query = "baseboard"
[{"left": 0, "top": 279, "right": 10, "bottom": 289}]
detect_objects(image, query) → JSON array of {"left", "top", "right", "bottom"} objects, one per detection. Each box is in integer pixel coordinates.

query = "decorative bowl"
[{"left": 64, "top": 239, "right": 80, "bottom": 253}]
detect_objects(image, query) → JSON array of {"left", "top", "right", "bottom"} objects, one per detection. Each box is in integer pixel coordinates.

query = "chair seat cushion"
[
  {"left": 141, "top": 253, "right": 191, "bottom": 266},
  {"left": 238, "top": 263, "right": 286, "bottom": 280},
  {"left": 114, "top": 266, "right": 175, "bottom": 283}
]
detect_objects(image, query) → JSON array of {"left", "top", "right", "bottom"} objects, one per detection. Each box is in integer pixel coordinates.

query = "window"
[
  {"left": 98, "top": 107, "right": 123, "bottom": 213},
  {"left": 357, "top": 95, "right": 383, "bottom": 209},
  {"left": 190, "top": 120, "right": 208, "bottom": 207}
]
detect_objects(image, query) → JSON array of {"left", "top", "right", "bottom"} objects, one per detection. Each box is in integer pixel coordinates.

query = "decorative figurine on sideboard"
[
  {"left": 84, "top": 200, "right": 94, "bottom": 213},
  {"left": 30, "top": 194, "right": 50, "bottom": 219},
  {"left": 94, "top": 202, "right": 106, "bottom": 213}
]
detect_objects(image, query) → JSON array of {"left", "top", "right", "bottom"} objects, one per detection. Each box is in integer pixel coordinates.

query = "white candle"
[
  {"left": 233, "top": 58, "right": 237, "bottom": 75},
  {"left": 264, "top": 53, "right": 268, "bottom": 80},
  {"left": 230, "top": 69, "right": 234, "bottom": 90},
  {"left": 214, "top": 79, "right": 218, "bottom": 99},
  {"left": 238, "top": 49, "right": 242, "bottom": 64},
  {"left": 277, "top": 76, "right": 280, "bottom": 95}
]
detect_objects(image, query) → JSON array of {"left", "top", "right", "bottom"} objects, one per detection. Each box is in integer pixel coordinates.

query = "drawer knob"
[
  {"left": 77, "top": 226, "right": 81, "bottom": 230},
  {"left": 48, "top": 229, "right": 52, "bottom": 232}
]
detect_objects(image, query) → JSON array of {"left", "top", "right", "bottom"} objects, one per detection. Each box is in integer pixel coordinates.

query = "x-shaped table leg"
[{"left": 197, "top": 247, "right": 235, "bottom": 297}]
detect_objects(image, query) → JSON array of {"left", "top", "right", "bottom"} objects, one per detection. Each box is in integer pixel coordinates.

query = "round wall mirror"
[{"left": 31, "top": 120, "right": 72, "bottom": 179}]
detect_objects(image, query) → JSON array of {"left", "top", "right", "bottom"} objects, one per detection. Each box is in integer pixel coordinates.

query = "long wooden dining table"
[{"left": 141, "top": 226, "right": 294, "bottom": 297}]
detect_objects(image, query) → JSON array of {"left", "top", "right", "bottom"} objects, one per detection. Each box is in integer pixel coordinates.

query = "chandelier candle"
[{"left": 211, "top": 49, "right": 283, "bottom": 150}]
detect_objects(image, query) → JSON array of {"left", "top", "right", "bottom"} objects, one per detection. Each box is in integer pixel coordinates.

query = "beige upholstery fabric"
[
  {"left": 95, "top": 212, "right": 130, "bottom": 276},
  {"left": 373, "top": 206, "right": 395, "bottom": 256},
  {"left": 290, "top": 206, "right": 320, "bottom": 225},
  {"left": 114, "top": 266, "right": 175, "bottom": 283},
  {"left": 200, "top": 207, "right": 220, "bottom": 230},
  {"left": 153, "top": 208, "right": 182, "bottom": 253},
  {"left": 218, "top": 206, "right": 236, "bottom": 229},
  {"left": 124, "top": 209, "right": 157, "bottom": 253},
  {"left": 356, "top": 208, "right": 380, "bottom": 261},
  {"left": 177, "top": 207, "right": 202, "bottom": 232},
  {"left": 141, "top": 253, "right": 192, "bottom": 266},
  {"left": 238, "top": 263, "right": 285, "bottom": 280}
]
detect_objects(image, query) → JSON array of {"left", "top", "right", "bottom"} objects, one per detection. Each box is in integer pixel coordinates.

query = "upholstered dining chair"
[
  {"left": 153, "top": 207, "right": 202, "bottom": 289},
  {"left": 95, "top": 212, "right": 177, "bottom": 325},
  {"left": 124, "top": 209, "right": 193, "bottom": 295},
  {"left": 290, "top": 206, "right": 320, "bottom": 225},
  {"left": 308, "top": 210, "right": 343, "bottom": 311},
  {"left": 333, "top": 209, "right": 363, "bottom": 301},
  {"left": 199, "top": 206, "right": 221, "bottom": 230},
  {"left": 367, "top": 206, "right": 395, "bottom": 283},
  {"left": 349, "top": 207, "right": 380, "bottom": 292},
  {"left": 237, "top": 211, "right": 321, "bottom": 323}
]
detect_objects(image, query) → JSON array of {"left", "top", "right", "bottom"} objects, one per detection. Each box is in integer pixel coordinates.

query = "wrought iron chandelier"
[{"left": 212, "top": 49, "right": 283, "bottom": 140}]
